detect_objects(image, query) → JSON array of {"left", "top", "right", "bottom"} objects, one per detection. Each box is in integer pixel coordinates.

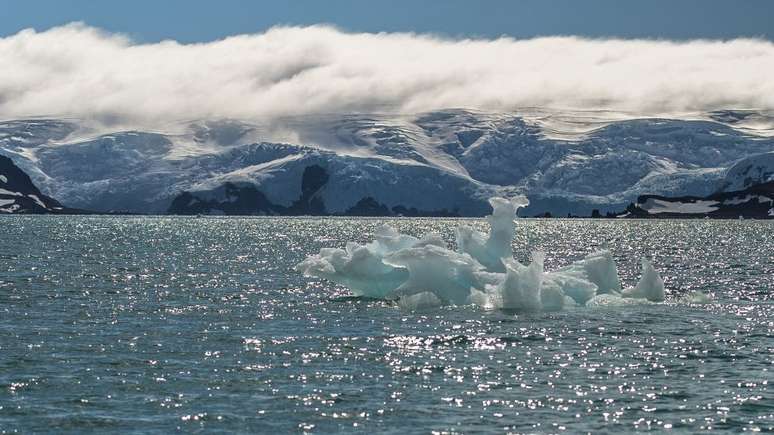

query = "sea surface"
[{"left": 0, "top": 216, "right": 772, "bottom": 433}]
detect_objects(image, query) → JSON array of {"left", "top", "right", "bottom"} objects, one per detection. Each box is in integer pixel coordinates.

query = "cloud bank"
[{"left": 1, "top": 23, "right": 773, "bottom": 127}]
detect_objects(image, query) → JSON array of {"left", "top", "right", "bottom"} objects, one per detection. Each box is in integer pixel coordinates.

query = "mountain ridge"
[{"left": 1, "top": 109, "right": 773, "bottom": 216}]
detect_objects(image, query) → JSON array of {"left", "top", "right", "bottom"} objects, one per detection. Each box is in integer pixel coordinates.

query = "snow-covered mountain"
[
  {"left": 720, "top": 151, "right": 774, "bottom": 192},
  {"left": 1, "top": 109, "right": 773, "bottom": 216}
]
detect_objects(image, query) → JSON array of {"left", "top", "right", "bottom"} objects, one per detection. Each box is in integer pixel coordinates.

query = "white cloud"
[{"left": 1, "top": 23, "right": 773, "bottom": 128}]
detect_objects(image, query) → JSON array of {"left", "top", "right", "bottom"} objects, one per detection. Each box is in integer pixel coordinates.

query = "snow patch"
[
  {"left": 0, "top": 203, "right": 20, "bottom": 213},
  {"left": 0, "top": 188, "right": 22, "bottom": 197},
  {"left": 640, "top": 198, "right": 719, "bottom": 214},
  {"left": 27, "top": 194, "right": 48, "bottom": 209},
  {"left": 723, "top": 195, "right": 772, "bottom": 206}
]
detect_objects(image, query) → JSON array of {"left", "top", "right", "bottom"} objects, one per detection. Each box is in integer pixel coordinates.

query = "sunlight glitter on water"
[{"left": 0, "top": 216, "right": 772, "bottom": 433}]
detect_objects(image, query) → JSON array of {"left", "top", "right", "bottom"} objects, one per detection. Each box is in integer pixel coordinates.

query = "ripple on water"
[{"left": 0, "top": 216, "right": 771, "bottom": 433}]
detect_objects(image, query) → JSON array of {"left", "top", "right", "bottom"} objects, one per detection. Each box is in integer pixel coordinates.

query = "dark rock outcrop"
[
  {"left": 346, "top": 197, "right": 460, "bottom": 217},
  {"left": 167, "top": 164, "right": 462, "bottom": 217},
  {"left": 287, "top": 165, "right": 329, "bottom": 215},
  {"left": 167, "top": 183, "right": 281, "bottom": 215},
  {"left": 345, "top": 197, "right": 391, "bottom": 216},
  {"left": 168, "top": 165, "right": 331, "bottom": 216},
  {"left": 390, "top": 204, "right": 459, "bottom": 217},
  {"left": 619, "top": 181, "right": 774, "bottom": 219},
  {"left": 0, "top": 155, "right": 77, "bottom": 214}
]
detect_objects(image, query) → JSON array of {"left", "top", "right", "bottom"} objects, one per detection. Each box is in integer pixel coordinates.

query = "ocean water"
[{"left": 0, "top": 216, "right": 772, "bottom": 433}]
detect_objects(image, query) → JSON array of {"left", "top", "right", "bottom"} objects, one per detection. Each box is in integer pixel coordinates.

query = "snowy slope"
[
  {"left": 720, "top": 151, "right": 774, "bottom": 192},
  {"left": 0, "top": 109, "right": 773, "bottom": 215}
]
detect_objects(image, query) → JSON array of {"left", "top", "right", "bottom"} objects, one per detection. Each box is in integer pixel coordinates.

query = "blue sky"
[{"left": 2, "top": 0, "right": 773, "bottom": 42}]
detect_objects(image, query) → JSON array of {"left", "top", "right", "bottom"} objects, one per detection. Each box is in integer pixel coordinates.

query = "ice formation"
[
  {"left": 620, "top": 258, "right": 665, "bottom": 302},
  {"left": 297, "top": 197, "right": 669, "bottom": 311}
]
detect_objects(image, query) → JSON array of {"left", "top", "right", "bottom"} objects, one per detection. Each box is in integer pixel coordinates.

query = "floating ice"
[
  {"left": 546, "top": 249, "right": 621, "bottom": 306},
  {"left": 470, "top": 253, "right": 544, "bottom": 312},
  {"left": 681, "top": 291, "right": 712, "bottom": 304},
  {"left": 297, "top": 196, "right": 670, "bottom": 311},
  {"left": 586, "top": 293, "right": 652, "bottom": 307},
  {"left": 295, "top": 225, "right": 449, "bottom": 298},
  {"left": 397, "top": 291, "right": 443, "bottom": 311},
  {"left": 621, "top": 258, "right": 665, "bottom": 302},
  {"left": 384, "top": 244, "right": 484, "bottom": 305},
  {"left": 457, "top": 197, "right": 529, "bottom": 273}
]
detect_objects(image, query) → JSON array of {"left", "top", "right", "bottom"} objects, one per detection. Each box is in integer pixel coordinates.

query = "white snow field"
[
  {"left": 297, "top": 197, "right": 670, "bottom": 311},
  {"left": 0, "top": 109, "right": 773, "bottom": 215},
  {"left": 639, "top": 198, "right": 720, "bottom": 214}
]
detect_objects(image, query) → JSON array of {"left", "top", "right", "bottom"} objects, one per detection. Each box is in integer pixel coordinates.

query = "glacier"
[
  {"left": 297, "top": 197, "right": 672, "bottom": 311},
  {"left": 1, "top": 109, "right": 774, "bottom": 216}
]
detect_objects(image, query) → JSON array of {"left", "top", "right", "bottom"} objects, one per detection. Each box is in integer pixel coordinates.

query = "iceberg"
[{"left": 297, "top": 196, "right": 669, "bottom": 311}]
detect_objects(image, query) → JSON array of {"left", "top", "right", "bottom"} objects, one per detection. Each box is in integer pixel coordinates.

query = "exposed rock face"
[
  {"left": 167, "top": 165, "right": 462, "bottom": 216},
  {"left": 0, "top": 155, "right": 72, "bottom": 214},
  {"left": 621, "top": 181, "right": 774, "bottom": 219},
  {"left": 345, "top": 197, "right": 391, "bottom": 216},
  {"left": 287, "top": 165, "right": 329, "bottom": 215},
  {"left": 167, "top": 183, "right": 280, "bottom": 215},
  {"left": 168, "top": 165, "right": 331, "bottom": 216}
]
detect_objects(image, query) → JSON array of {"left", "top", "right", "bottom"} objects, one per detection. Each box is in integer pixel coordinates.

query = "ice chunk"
[
  {"left": 497, "top": 253, "right": 544, "bottom": 312},
  {"left": 578, "top": 250, "right": 622, "bottom": 295},
  {"left": 296, "top": 225, "right": 448, "bottom": 298},
  {"left": 457, "top": 196, "right": 528, "bottom": 272},
  {"left": 295, "top": 242, "right": 408, "bottom": 298},
  {"left": 384, "top": 245, "right": 483, "bottom": 305},
  {"left": 397, "top": 292, "right": 443, "bottom": 311},
  {"left": 371, "top": 225, "right": 421, "bottom": 253},
  {"left": 555, "top": 250, "right": 620, "bottom": 297},
  {"left": 680, "top": 291, "right": 712, "bottom": 304},
  {"left": 539, "top": 285, "right": 568, "bottom": 311},
  {"left": 470, "top": 288, "right": 494, "bottom": 310},
  {"left": 586, "top": 293, "right": 652, "bottom": 307},
  {"left": 472, "top": 252, "right": 545, "bottom": 312},
  {"left": 621, "top": 258, "right": 665, "bottom": 302},
  {"left": 540, "top": 249, "right": 621, "bottom": 306},
  {"left": 543, "top": 269, "right": 598, "bottom": 306}
]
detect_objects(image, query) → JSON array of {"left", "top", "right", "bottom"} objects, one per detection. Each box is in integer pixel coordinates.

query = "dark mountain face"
[
  {"left": 167, "top": 164, "right": 461, "bottom": 217},
  {"left": 287, "top": 164, "right": 329, "bottom": 215},
  {"left": 167, "top": 183, "right": 281, "bottom": 216},
  {"left": 0, "top": 155, "right": 70, "bottom": 214},
  {"left": 167, "top": 165, "right": 331, "bottom": 216}
]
